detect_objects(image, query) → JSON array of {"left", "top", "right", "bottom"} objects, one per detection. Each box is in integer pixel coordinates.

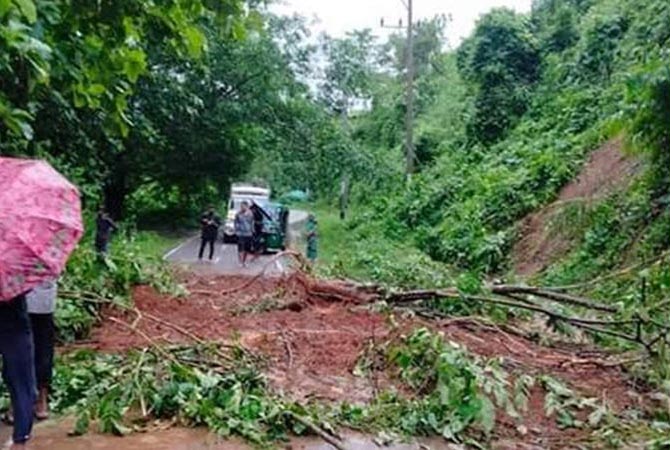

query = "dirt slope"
[{"left": 512, "top": 137, "right": 640, "bottom": 277}]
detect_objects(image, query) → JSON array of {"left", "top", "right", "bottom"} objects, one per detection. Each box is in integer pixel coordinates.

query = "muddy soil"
[
  {"left": 2, "top": 422, "right": 440, "bottom": 450},
  {"left": 512, "top": 137, "right": 641, "bottom": 277},
  {"left": 82, "top": 273, "right": 644, "bottom": 448}
]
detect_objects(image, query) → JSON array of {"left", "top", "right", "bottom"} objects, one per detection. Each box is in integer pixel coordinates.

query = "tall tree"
[
  {"left": 0, "top": 0, "right": 255, "bottom": 216},
  {"left": 457, "top": 8, "right": 540, "bottom": 145},
  {"left": 319, "top": 30, "right": 377, "bottom": 116}
]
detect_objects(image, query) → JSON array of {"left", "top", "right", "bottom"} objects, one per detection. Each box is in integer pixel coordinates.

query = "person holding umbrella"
[
  {"left": 0, "top": 157, "right": 84, "bottom": 446},
  {"left": 0, "top": 293, "right": 36, "bottom": 447},
  {"left": 3, "top": 279, "right": 57, "bottom": 429}
]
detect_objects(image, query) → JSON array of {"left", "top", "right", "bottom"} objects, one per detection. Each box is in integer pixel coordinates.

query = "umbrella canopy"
[{"left": 0, "top": 157, "right": 83, "bottom": 301}]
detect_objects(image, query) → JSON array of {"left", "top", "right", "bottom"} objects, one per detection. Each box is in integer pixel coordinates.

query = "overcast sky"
[{"left": 270, "top": 0, "right": 532, "bottom": 46}]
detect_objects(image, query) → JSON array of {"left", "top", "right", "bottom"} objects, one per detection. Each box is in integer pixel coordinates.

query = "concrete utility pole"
[
  {"left": 381, "top": 0, "right": 415, "bottom": 177},
  {"left": 405, "top": 0, "right": 415, "bottom": 176}
]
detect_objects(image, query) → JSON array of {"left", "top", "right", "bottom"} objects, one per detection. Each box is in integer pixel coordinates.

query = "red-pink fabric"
[{"left": 0, "top": 157, "right": 83, "bottom": 301}]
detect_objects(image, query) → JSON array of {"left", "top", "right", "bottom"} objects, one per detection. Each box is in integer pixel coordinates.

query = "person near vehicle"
[
  {"left": 339, "top": 178, "right": 349, "bottom": 221},
  {"left": 95, "top": 207, "right": 117, "bottom": 254},
  {"left": 249, "top": 201, "right": 265, "bottom": 257},
  {"left": 234, "top": 201, "right": 254, "bottom": 267},
  {"left": 306, "top": 214, "right": 318, "bottom": 263},
  {"left": 199, "top": 205, "right": 221, "bottom": 261},
  {"left": 0, "top": 294, "right": 36, "bottom": 446},
  {"left": 26, "top": 279, "right": 57, "bottom": 421}
]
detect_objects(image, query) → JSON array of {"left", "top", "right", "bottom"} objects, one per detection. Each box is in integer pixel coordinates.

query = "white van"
[{"left": 222, "top": 184, "right": 271, "bottom": 242}]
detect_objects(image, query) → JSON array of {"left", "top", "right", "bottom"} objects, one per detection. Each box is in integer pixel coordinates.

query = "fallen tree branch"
[
  {"left": 285, "top": 412, "right": 349, "bottom": 450},
  {"left": 392, "top": 290, "right": 648, "bottom": 347},
  {"left": 569, "top": 322, "right": 640, "bottom": 344},
  {"left": 542, "top": 249, "right": 670, "bottom": 292},
  {"left": 489, "top": 285, "right": 618, "bottom": 313},
  {"left": 390, "top": 290, "right": 625, "bottom": 326},
  {"left": 108, "top": 317, "right": 180, "bottom": 365}
]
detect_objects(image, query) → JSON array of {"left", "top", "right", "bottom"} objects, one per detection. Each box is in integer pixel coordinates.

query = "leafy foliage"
[
  {"left": 319, "top": 30, "right": 377, "bottom": 115},
  {"left": 333, "top": 0, "right": 670, "bottom": 278},
  {"left": 1, "top": 3, "right": 357, "bottom": 221},
  {"left": 48, "top": 347, "right": 289, "bottom": 442},
  {"left": 384, "top": 328, "right": 506, "bottom": 439}
]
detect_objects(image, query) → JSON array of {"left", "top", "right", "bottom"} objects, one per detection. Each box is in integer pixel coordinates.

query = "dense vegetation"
[
  {"left": 1, "top": 0, "right": 351, "bottom": 223},
  {"left": 318, "top": 0, "right": 670, "bottom": 283},
  {"left": 2, "top": 0, "right": 670, "bottom": 447}
]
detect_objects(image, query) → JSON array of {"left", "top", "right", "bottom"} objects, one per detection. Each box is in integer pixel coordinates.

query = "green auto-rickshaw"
[{"left": 252, "top": 201, "right": 289, "bottom": 253}]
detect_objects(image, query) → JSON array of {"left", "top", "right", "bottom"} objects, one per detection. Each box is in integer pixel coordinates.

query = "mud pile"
[{"left": 87, "top": 273, "right": 644, "bottom": 448}]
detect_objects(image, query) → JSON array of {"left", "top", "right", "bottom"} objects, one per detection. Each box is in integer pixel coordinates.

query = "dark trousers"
[
  {"left": 0, "top": 296, "right": 35, "bottom": 443},
  {"left": 30, "top": 314, "right": 55, "bottom": 388},
  {"left": 95, "top": 236, "right": 109, "bottom": 254},
  {"left": 199, "top": 237, "right": 215, "bottom": 260}
]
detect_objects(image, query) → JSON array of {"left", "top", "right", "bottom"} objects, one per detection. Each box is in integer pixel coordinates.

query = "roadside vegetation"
[{"left": 2, "top": 0, "right": 670, "bottom": 448}]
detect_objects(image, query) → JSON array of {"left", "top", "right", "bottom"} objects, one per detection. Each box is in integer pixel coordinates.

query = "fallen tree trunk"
[{"left": 287, "top": 273, "right": 670, "bottom": 353}]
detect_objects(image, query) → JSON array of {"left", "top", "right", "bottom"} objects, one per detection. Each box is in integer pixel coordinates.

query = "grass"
[
  {"left": 130, "top": 230, "right": 185, "bottom": 260},
  {"left": 284, "top": 201, "right": 348, "bottom": 265},
  {"left": 298, "top": 203, "right": 456, "bottom": 288},
  {"left": 308, "top": 204, "right": 349, "bottom": 267}
]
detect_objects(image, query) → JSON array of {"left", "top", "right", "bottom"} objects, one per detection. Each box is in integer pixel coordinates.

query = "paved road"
[{"left": 164, "top": 210, "right": 308, "bottom": 276}]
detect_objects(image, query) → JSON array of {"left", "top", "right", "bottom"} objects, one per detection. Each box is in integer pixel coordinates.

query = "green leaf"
[
  {"left": 587, "top": 405, "right": 606, "bottom": 428},
  {"left": 0, "top": 0, "right": 12, "bottom": 18},
  {"left": 121, "top": 49, "right": 147, "bottom": 83},
  {"left": 70, "top": 410, "right": 90, "bottom": 436},
  {"left": 19, "top": 120, "right": 33, "bottom": 140},
  {"left": 479, "top": 396, "right": 496, "bottom": 435},
  {"left": 183, "top": 26, "right": 206, "bottom": 58},
  {"left": 88, "top": 84, "right": 106, "bottom": 96},
  {"left": 13, "top": 0, "right": 36, "bottom": 23},
  {"left": 232, "top": 21, "right": 246, "bottom": 40},
  {"left": 245, "top": 10, "right": 264, "bottom": 32}
]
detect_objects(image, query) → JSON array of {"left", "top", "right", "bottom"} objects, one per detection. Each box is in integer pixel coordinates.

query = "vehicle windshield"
[{"left": 229, "top": 198, "right": 269, "bottom": 211}]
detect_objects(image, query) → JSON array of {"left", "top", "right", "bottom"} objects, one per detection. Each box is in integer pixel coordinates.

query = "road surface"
[{"left": 163, "top": 209, "right": 308, "bottom": 275}]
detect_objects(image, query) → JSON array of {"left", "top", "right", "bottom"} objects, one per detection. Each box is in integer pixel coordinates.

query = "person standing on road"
[
  {"left": 95, "top": 207, "right": 117, "bottom": 255},
  {"left": 306, "top": 214, "right": 318, "bottom": 263},
  {"left": 0, "top": 294, "right": 36, "bottom": 447},
  {"left": 234, "top": 201, "right": 254, "bottom": 267},
  {"left": 26, "top": 279, "right": 57, "bottom": 420},
  {"left": 250, "top": 201, "right": 265, "bottom": 258},
  {"left": 199, "top": 205, "right": 221, "bottom": 262}
]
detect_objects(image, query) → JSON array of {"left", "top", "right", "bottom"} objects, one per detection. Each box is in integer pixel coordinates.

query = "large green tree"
[
  {"left": 1, "top": 0, "right": 255, "bottom": 217},
  {"left": 319, "top": 29, "right": 377, "bottom": 116},
  {"left": 457, "top": 8, "right": 540, "bottom": 145}
]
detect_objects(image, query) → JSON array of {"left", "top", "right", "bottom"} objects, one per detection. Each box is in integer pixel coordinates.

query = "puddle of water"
[{"left": 0, "top": 419, "right": 449, "bottom": 450}]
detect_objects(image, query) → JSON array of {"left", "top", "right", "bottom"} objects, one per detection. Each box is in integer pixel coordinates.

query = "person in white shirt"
[{"left": 25, "top": 280, "right": 57, "bottom": 420}]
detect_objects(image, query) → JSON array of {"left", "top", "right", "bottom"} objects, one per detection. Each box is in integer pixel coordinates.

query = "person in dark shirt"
[
  {"left": 0, "top": 294, "right": 36, "bottom": 446},
  {"left": 199, "top": 205, "right": 221, "bottom": 261},
  {"left": 249, "top": 201, "right": 265, "bottom": 256},
  {"left": 95, "top": 207, "right": 118, "bottom": 254}
]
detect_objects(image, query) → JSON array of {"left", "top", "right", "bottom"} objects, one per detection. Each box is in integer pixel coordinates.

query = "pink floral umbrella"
[{"left": 0, "top": 157, "right": 84, "bottom": 301}]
